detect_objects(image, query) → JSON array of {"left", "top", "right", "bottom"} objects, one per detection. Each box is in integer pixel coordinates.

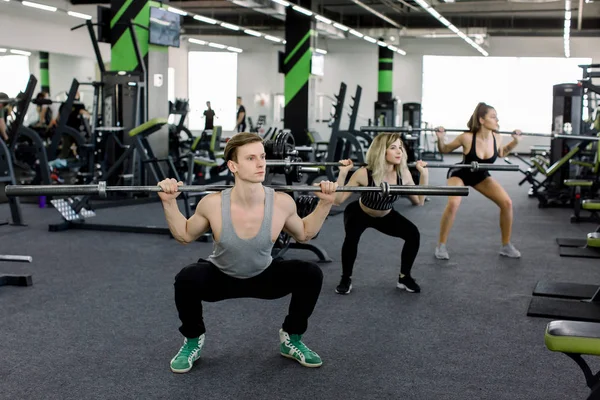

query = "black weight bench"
[{"left": 545, "top": 320, "right": 600, "bottom": 400}]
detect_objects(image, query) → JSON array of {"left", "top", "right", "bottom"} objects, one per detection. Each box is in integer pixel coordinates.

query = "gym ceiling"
[{"left": 108, "top": 0, "right": 600, "bottom": 37}]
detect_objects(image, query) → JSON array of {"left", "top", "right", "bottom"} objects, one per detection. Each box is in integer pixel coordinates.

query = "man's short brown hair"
[{"left": 224, "top": 132, "right": 263, "bottom": 162}]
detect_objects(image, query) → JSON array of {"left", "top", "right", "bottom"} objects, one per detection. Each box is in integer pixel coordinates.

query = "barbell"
[
  {"left": 265, "top": 159, "right": 519, "bottom": 172},
  {"left": 4, "top": 181, "right": 470, "bottom": 198},
  {"left": 360, "top": 126, "right": 600, "bottom": 142}
]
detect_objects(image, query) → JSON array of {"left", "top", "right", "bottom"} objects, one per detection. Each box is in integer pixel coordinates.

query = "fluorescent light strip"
[
  {"left": 315, "top": 15, "right": 332, "bottom": 24},
  {"left": 67, "top": 10, "right": 92, "bottom": 19},
  {"left": 413, "top": 0, "right": 487, "bottom": 56},
  {"left": 332, "top": 22, "right": 349, "bottom": 31},
  {"left": 315, "top": 48, "right": 327, "bottom": 54},
  {"left": 244, "top": 29, "right": 262, "bottom": 37},
  {"left": 220, "top": 22, "right": 240, "bottom": 31},
  {"left": 22, "top": 1, "right": 56, "bottom": 12},
  {"left": 191, "top": 12, "right": 283, "bottom": 43},
  {"left": 193, "top": 15, "right": 217, "bottom": 24},
  {"left": 10, "top": 49, "right": 31, "bottom": 56},
  {"left": 167, "top": 6, "right": 187, "bottom": 16},
  {"left": 265, "top": 35, "right": 282, "bottom": 42},
  {"left": 0, "top": 48, "right": 7, "bottom": 52},
  {"left": 564, "top": 0, "right": 571, "bottom": 57},
  {"left": 188, "top": 38, "right": 207, "bottom": 45},
  {"left": 265, "top": 0, "right": 408, "bottom": 56},
  {"left": 292, "top": 5, "right": 312, "bottom": 16},
  {"left": 363, "top": 36, "right": 377, "bottom": 43},
  {"left": 188, "top": 38, "right": 243, "bottom": 53}
]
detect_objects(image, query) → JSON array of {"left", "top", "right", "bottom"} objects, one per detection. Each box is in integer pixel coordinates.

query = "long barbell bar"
[
  {"left": 407, "top": 162, "right": 518, "bottom": 171},
  {"left": 360, "top": 126, "right": 600, "bottom": 142},
  {"left": 266, "top": 160, "right": 518, "bottom": 172},
  {"left": 4, "top": 182, "right": 469, "bottom": 198}
]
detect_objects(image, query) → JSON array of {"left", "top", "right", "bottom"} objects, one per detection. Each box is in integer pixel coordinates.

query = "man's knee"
[
  {"left": 299, "top": 261, "right": 323, "bottom": 285},
  {"left": 174, "top": 263, "right": 208, "bottom": 286}
]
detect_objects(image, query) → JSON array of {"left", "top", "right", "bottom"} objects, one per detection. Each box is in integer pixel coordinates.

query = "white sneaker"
[
  {"left": 499, "top": 243, "right": 521, "bottom": 258},
  {"left": 435, "top": 244, "right": 450, "bottom": 260}
]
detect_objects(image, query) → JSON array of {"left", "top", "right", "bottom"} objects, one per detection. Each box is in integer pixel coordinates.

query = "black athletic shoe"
[
  {"left": 335, "top": 276, "right": 352, "bottom": 295},
  {"left": 397, "top": 275, "right": 421, "bottom": 293}
]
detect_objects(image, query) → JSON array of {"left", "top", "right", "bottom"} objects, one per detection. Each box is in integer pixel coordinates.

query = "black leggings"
[
  {"left": 174, "top": 258, "right": 323, "bottom": 338},
  {"left": 341, "top": 201, "right": 420, "bottom": 278}
]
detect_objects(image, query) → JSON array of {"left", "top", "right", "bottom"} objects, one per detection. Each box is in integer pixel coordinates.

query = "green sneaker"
[
  {"left": 279, "top": 329, "right": 322, "bottom": 368},
  {"left": 170, "top": 335, "right": 205, "bottom": 373}
]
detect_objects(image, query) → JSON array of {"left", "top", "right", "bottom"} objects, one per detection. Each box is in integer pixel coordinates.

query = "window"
[
  {"left": 188, "top": 51, "right": 238, "bottom": 131},
  {"left": 421, "top": 55, "right": 592, "bottom": 134},
  {"left": 0, "top": 55, "right": 31, "bottom": 97}
]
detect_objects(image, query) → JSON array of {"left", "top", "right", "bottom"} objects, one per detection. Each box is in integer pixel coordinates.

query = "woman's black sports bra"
[
  {"left": 359, "top": 169, "right": 403, "bottom": 211},
  {"left": 463, "top": 132, "right": 498, "bottom": 164}
]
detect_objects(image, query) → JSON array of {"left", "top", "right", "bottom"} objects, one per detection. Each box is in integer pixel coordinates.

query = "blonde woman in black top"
[{"left": 334, "top": 133, "right": 428, "bottom": 295}]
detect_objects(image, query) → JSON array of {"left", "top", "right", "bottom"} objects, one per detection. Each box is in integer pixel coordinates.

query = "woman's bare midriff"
[{"left": 359, "top": 199, "right": 392, "bottom": 218}]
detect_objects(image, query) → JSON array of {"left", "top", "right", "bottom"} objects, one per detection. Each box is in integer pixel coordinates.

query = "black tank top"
[
  {"left": 359, "top": 169, "right": 403, "bottom": 211},
  {"left": 463, "top": 132, "right": 498, "bottom": 164}
]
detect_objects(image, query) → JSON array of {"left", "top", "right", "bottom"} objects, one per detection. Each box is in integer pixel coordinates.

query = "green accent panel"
[
  {"left": 563, "top": 179, "right": 594, "bottom": 187},
  {"left": 284, "top": 49, "right": 311, "bottom": 107},
  {"left": 111, "top": 2, "right": 150, "bottom": 71},
  {"left": 129, "top": 117, "right": 168, "bottom": 137},
  {"left": 379, "top": 58, "right": 393, "bottom": 63},
  {"left": 284, "top": 30, "right": 312, "bottom": 65},
  {"left": 582, "top": 200, "right": 600, "bottom": 210},
  {"left": 378, "top": 71, "right": 392, "bottom": 92},
  {"left": 40, "top": 70, "right": 50, "bottom": 87},
  {"left": 588, "top": 232, "right": 600, "bottom": 247},
  {"left": 149, "top": 44, "right": 168, "bottom": 53},
  {"left": 545, "top": 145, "right": 581, "bottom": 176},
  {"left": 545, "top": 329, "right": 600, "bottom": 356},
  {"left": 111, "top": 0, "right": 135, "bottom": 28}
]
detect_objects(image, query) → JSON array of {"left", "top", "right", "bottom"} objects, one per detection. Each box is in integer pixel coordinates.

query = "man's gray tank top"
[{"left": 208, "top": 187, "right": 275, "bottom": 278}]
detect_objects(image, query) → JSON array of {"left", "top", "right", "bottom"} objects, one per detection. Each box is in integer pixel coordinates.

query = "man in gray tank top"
[{"left": 158, "top": 132, "right": 338, "bottom": 373}]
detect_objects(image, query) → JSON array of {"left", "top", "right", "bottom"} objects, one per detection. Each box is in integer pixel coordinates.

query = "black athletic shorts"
[{"left": 446, "top": 166, "right": 490, "bottom": 187}]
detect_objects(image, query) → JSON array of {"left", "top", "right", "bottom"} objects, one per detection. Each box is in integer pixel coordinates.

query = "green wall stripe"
[
  {"left": 379, "top": 58, "right": 393, "bottom": 63},
  {"left": 111, "top": 2, "right": 150, "bottom": 72},
  {"left": 111, "top": 0, "right": 134, "bottom": 28},
  {"left": 149, "top": 44, "right": 168, "bottom": 53},
  {"left": 40, "top": 70, "right": 50, "bottom": 86},
  {"left": 378, "top": 71, "right": 392, "bottom": 93},
  {"left": 284, "top": 30, "right": 312, "bottom": 65},
  {"left": 284, "top": 49, "right": 311, "bottom": 106}
]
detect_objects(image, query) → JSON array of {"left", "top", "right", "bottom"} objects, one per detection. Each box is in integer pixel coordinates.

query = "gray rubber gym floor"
[{"left": 1, "top": 154, "right": 598, "bottom": 400}]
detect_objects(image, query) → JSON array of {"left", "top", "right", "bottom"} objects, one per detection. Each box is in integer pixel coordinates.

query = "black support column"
[
  {"left": 283, "top": 0, "right": 314, "bottom": 146},
  {"left": 39, "top": 52, "right": 50, "bottom": 93},
  {"left": 374, "top": 39, "right": 396, "bottom": 126},
  {"left": 378, "top": 42, "right": 393, "bottom": 102}
]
